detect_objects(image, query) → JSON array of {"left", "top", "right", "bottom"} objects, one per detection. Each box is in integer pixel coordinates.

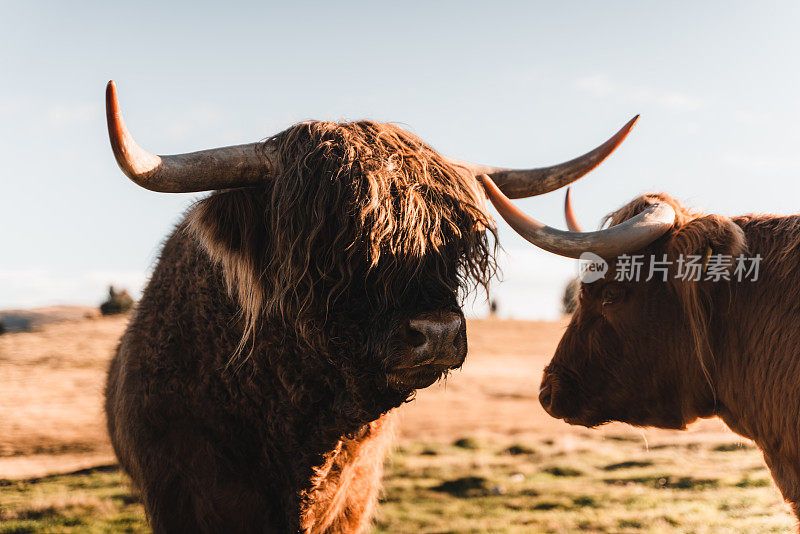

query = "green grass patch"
[
  {"left": 503, "top": 443, "right": 537, "bottom": 456},
  {"left": 604, "top": 475, "right": 719, "bottom": 490},
  {"left": 735, "top": 477, "right": 771, "bottom": 488},
  {"left": 603, "top": 460, "right": 654, "bottom": 471},
  {"left": 543, "top": 466, "right": 583, "bottom": 477},
  {"left": 430, "top": 476, "right": 494, "bottom": 497},
  {"left": 0, "top": 465, "right": 148, "bottom": 533},
  {"left": 714, "top": 442, "right": 754, "bottom": 452},
  {"left": 1, "top": 436, "right": 794, "bottom": 533}
]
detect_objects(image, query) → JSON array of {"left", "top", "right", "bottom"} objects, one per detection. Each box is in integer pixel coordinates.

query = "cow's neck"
[
  {"left": 282, "top": 379, "right": 401, "bottom": 533},
  {"left": 711, "top": 216, "right": 800, "bottom": 508},
  {"left": 242, "top": 331, "right": 407, "bottom": 531},
  {"left": 255, "top": 336, "right": 408, "bottom": 452}
]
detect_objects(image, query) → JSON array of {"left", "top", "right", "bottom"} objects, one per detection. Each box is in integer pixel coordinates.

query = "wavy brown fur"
[
  {"left": 541, "top": 192, "right": 800, "bottom": 523},
  {"left": 189, "top": 121, "right": 495, "bottom": 358},
  {"left": 106, "top": 120, "right": 496, "bottom": 533}
]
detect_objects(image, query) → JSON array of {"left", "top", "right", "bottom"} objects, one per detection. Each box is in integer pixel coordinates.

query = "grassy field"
[
  {"left": 376, "top": 436, "right": 792, "bottom": 533},
  {"left": 0, "top": 435, "right": 793, "bottom": 533},
  {"left": 0, "top": 314, "right": 795, "bottom": 532}
]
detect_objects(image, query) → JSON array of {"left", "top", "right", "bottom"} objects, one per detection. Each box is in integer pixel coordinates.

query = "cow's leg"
[
  {"left": 761, "top": 449, "right": 800, "bottom": 524},
  {"left": 142, "top": 471, "right": 277, "bottom": 533},
  {"left": 141, "top": 474, "right": 202, "bottom": 534},
  {"left": 790, "top": 501, "right": 800, "bottom": 522}
]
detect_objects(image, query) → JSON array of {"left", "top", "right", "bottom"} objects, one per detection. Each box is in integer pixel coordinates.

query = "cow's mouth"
[{"left": 388, "top": 361, "right": 459, "bottom": 390}]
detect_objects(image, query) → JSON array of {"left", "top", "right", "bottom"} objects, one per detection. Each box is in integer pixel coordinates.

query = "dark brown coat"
[{"left": 106, "top": 121, "right": 495, "bottom": 532}]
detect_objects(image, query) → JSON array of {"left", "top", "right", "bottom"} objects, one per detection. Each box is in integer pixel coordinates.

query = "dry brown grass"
[
  {"left": 0, "top": 313, "right": 756, "bottom": 477},
  {"left": 0, "top": 314, "right": 126, "bottom": 478}
]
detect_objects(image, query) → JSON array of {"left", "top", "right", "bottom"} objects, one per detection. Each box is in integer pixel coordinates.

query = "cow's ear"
[
  {"left": 664, "top": 215, "right": 747, "bottom": 385},
  {"left": 666, "top": 214, "right": 747, "bottom": 273},
  {"left": 186, "top": 189, "right": 270, "bottom": 309}
]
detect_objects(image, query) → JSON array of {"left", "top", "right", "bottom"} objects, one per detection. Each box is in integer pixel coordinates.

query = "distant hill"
[{"left": 0, "top": 306, "right": 99, "bottom": 333}]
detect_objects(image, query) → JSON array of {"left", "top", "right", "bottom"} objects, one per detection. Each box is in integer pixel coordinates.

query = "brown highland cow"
[
  {"left": 484, "top": 178, "right": 800, "bottom": 522},
  {"left": 103, "top": 81, "right": 636, "bottom": 532}
]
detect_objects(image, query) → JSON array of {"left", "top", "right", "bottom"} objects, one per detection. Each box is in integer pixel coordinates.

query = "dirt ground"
[{"left": 0, "top": 313, "right": 739, "bottom": 480}]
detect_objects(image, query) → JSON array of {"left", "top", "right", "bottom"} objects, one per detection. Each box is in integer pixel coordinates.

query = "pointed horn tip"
[
  {"left": 623, "top": 114, "right": 640, "bottom": 132},
  {"left": 104, "top": 80, "right": 163, "bottom": 185},
  {"left": 105, "top": 81, "right": 121, "bottom": 123},
  {"left": 618, "top": 114, "right": 640, "bottom": 137},
  {"left": 105, "top": 80, "right": 124, "bottom": 152},
  {"left": 563, "top": 187, "right": 584, "bottom": 233},
  {"left": 593, "top": 114, "right": 639, "bottom": 161},
  {"left": 105, "top": 81, "right": 117, "bottom": 105}
]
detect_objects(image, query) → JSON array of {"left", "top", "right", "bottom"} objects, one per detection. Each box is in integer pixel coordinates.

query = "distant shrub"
[
  {"left": 100, "top": 286, "right": 135, "bottom": 316},
  {"left": 0, "top": 320, "right": 5, "bottom": 335},
  {"left": 562, "top": 278, "right": 580, "bottom": 314}
]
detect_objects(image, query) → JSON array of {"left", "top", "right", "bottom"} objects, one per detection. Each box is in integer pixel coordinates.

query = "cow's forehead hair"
[{"left": 187, "top": 119, "right": 499, "bottom": 358}]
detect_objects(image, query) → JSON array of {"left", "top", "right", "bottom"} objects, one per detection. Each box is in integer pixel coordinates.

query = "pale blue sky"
[{"left": 2, "top": 1, "right": 799, "bottom": 318}]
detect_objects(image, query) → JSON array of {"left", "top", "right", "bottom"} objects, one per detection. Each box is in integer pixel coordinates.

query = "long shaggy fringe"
[{"left": 190, "top": 120, "right": 497, "bottom": 355}]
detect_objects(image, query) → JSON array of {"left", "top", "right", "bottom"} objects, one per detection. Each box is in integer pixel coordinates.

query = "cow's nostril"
[
  {"left": 408, "top": 312, "right": 461, "bottom": 347},
  {"left": 539, "top": 382, "right": 553, "bottom": 410},
  {"left": 404, "top": 324, "right": 427, "bottom": 348},
  {"left": 405, "top": 311, "right": 463, "bottom": 358}
]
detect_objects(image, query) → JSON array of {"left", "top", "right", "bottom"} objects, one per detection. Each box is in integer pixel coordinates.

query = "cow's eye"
[{"left": 601, "top": 285, "right": 624, "bottom": 306}]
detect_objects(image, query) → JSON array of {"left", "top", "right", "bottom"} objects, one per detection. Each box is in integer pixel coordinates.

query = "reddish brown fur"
[
  {"left": 541, "top": 192, "right": 800, "bottom": 521},
  {"left": 105, "top": 121, "right": 495, "bottom": 532}
]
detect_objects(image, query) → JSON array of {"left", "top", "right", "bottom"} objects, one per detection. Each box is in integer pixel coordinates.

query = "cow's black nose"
[{"left": 406, "top": 311, "right": 464, "bottom": 366}]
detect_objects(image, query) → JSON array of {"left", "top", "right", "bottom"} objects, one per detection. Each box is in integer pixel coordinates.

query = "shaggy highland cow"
[
  {"left": 483, "top": 179, "right": 800, "bottom": 522},
  {"left": 103, "top": 80, "right": 635, "bottom": 532}
]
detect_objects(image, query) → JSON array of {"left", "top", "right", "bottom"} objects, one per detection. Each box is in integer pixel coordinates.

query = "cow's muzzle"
[
  {"left": 539, "top": 365, "right": 587, "bottom": 423},
  {"left": 388, "top": 310, "right": 467, "bottom": 389}
]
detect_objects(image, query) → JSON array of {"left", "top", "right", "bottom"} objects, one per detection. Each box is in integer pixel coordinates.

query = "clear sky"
[{"left": 2, "top": 1, "right": 799, "bottom": 318}]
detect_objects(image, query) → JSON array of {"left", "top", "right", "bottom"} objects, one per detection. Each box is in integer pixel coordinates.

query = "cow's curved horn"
[
  {"left": 449, "top": 116, "right": 638, "bottom": 199},
  {"left": 564, "top": 187, "right": 583, "bottom": 232},
  {"left": 481, "top": 175, "right": 675, "bottom": 259},
  {"left": 106, "top": 81, "right": 271, "bottom": 192}
]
